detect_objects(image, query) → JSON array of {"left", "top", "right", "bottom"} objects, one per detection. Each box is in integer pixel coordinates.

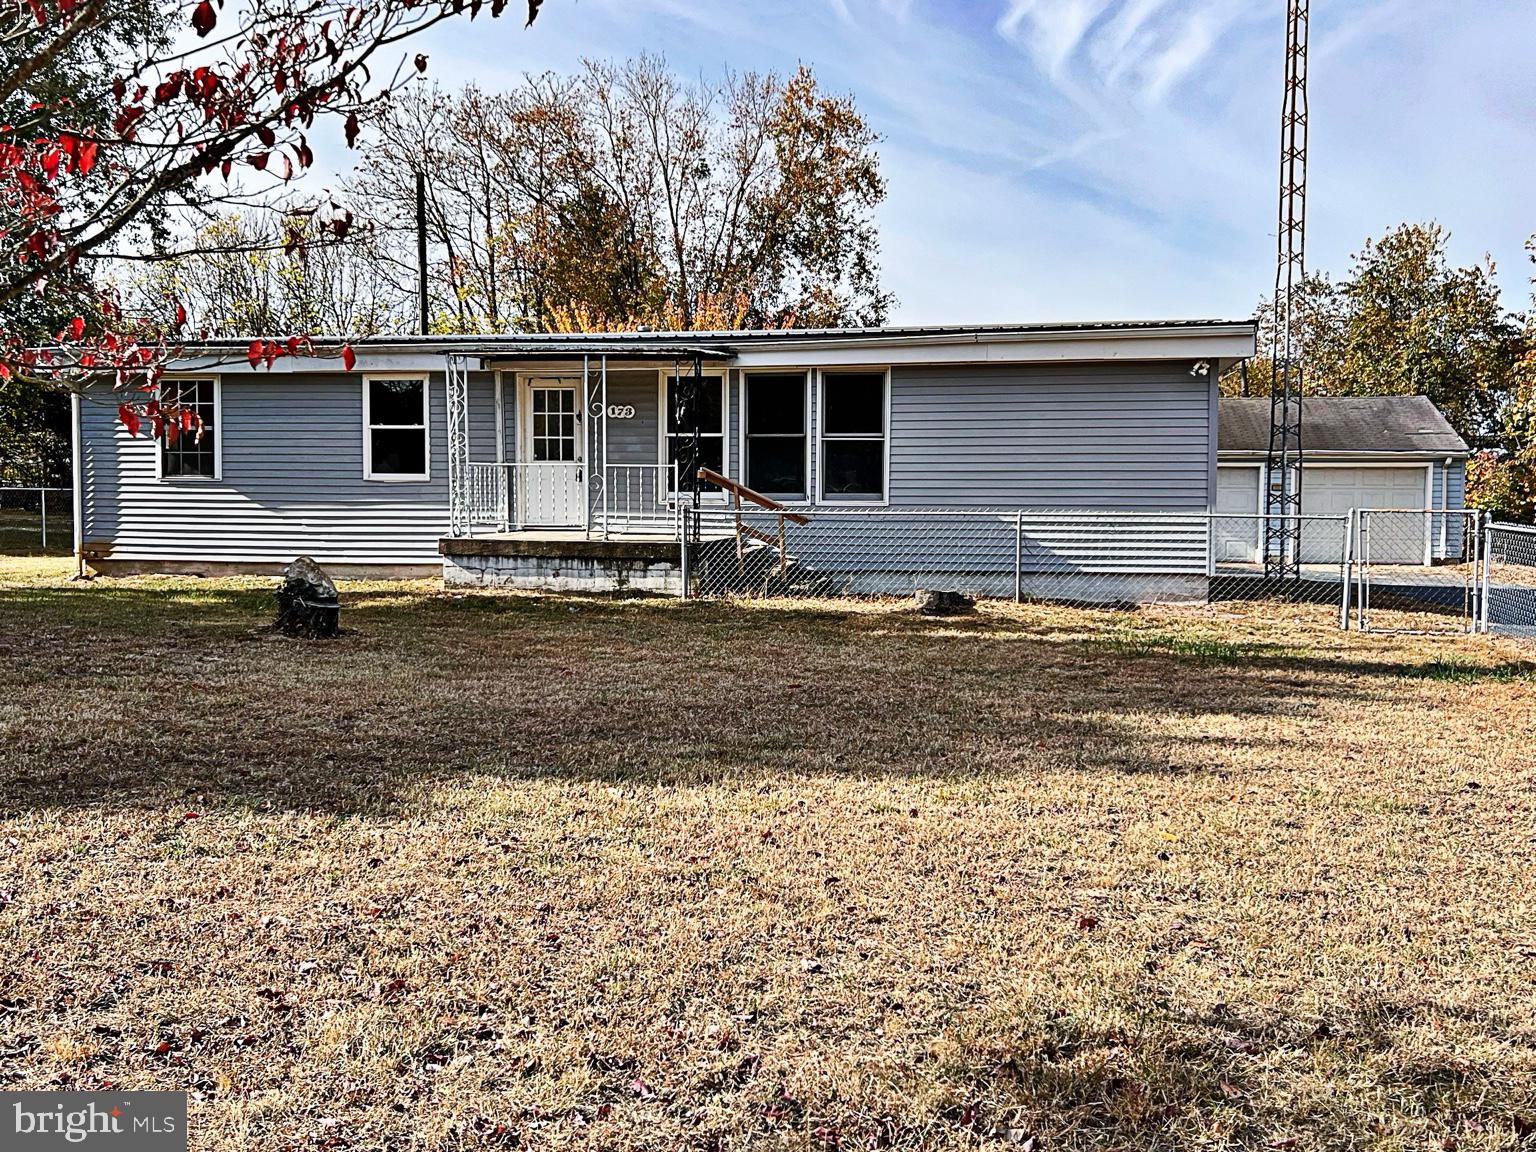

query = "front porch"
[{"left": 439, "top": 347, "right": 730, "bottom": 592}]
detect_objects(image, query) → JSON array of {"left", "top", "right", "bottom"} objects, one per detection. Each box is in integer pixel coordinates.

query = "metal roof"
[
  {"left": 1219, "top": 396, "right": 1470, "bottom": 456},
  {"left": 184, "top": 318, "right": 1252, "bottom": 360}
]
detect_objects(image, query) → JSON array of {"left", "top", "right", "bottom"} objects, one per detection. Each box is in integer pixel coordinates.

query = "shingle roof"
[{"left": 1219, "top": 395, "right": 1469, "bottom": 456}]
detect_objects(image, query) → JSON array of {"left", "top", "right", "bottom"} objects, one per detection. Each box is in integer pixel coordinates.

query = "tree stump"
[
  {"left": 914, "top": 588, "right": 975, "bottom": 616},
  {"left": 275, "top": 556, "right": 341, "bottom": 638}
]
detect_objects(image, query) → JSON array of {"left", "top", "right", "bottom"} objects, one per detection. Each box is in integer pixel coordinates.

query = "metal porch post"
[
  {"left": 446, "top": 354, "right": 471, "bottom": 537},
  {"left": 600, "top": 355, "right": 609, "bottom": 539}
]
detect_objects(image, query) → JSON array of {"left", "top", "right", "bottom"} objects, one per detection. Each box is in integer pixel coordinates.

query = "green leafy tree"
[
  {"left": 1467, "top": 238, "right": 1536, "bottom": 522},
  {"left": 1224, "top": 223, "right": 1523, "bottom": 446}
]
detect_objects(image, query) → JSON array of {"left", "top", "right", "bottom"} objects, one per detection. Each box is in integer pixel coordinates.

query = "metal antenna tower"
[{"left": 1265, "top": 0, "right": 1309, "bottom": 578}]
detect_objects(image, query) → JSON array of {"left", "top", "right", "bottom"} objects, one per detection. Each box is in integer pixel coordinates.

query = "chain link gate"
[
  {"left": 1481, "top": 521, "right": 1536, "bottom": 638},
  {"left": 1356, "top": 509, "right": 1481, "bottom": 635}
]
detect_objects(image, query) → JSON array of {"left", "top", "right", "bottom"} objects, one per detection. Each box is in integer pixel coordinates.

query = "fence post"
[
  {"left": 39, "top": 488, "right": 47, "bottom": 550},
  {"left": 1481, "top": 517, "right": 1492, "bottom": 633},
  {"left": 1339, "top": 509, "right": 1354, "bottom": 631},
  {"left": 678, "top": 502, "right": 691, "bottom": 600},
  {"left": 1014, "top": 511, "right": 1023, "bottom": 603},
  {"left": 1355, "top": 509, "right": 1368, "bottom": 632}
]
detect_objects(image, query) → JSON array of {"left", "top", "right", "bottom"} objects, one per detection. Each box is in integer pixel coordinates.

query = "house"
[
  {"left": 72, "top": 321, "right": 1255, "bottom": 596},
  {"left": 1215, "top": 395, "right": 1470, "bottom": 565},
  {"left": 70, "top": 319, "right": 1473, "bottom": 597}
]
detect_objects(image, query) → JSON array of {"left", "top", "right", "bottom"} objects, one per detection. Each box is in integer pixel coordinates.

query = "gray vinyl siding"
[
  {"left": 604, "top": 371, "right": 662, "bottom": 466},
  {"left": 693, "top": 362, "right": 1221, "bottom": 580},
  {"left": 1435, "top": 458, "right": 1467, "bottom": 559},
  {"left": 81, "top": 360, "right": 1225, "bottom": 574},
  {"left": 81, "top": 372, "right": 493, "bottom": 566},
  {"left": 887, "top": 363, "right": 1211, "bottom": 509}
]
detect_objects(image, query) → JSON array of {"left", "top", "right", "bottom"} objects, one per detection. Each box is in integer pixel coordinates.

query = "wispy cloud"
[
  {"left": 399, "top": 0, "right": 1536, "bottom": 322},
  {"left": 996, "top": 0, "right": 1244, "bottom": 109}
]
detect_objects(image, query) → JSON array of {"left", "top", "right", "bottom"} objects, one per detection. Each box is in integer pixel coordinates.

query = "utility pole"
[
  {"left": 1264, "top": 0, "right": 1309, "bottom": 579},
  {"left": 416, "top": 168, "right": 430, "bottom": 336}
]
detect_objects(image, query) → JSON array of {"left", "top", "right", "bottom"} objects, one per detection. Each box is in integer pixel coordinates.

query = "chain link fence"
[
  {"left": 0, "top": 487, "right": 73, "bottom": 555},
  {"left": 1355, "top": 510, "right": 1482, "bottom": 635},
  {"left": 1482, "top": 522, "right": 1536, "bottom": 638},
  {"left": 682, "top": 507, "right": 1355, "bottom": 613}
]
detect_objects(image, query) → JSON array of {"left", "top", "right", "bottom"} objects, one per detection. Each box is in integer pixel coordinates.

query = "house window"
[
  {"left": 820, "top": 371, "right": 886, "bottom": 500},
  {"left": 664, "top": 374, "right": 725, "bottom": 491},
  {"left": 365, "top": 377, "right": 429, "bottom": 481},
  {"left": 744, "top": 373, "right": 807, "bottom": 498},
  {"left": 159, "top": 377, "right": 219, "bottom": 479}
]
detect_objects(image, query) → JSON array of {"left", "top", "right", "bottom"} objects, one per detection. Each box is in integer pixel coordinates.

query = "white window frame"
[
  {"left": 739, "top": 368, "right": 812, "bottom": 503},
  {"left": 815, "top": 366, "right": 891, "bottom": 505},
  {"left": 657, "top": 369, "right": 729, "bottom": 498},
  {"left": 363, "top": 373, "right": 431, "bottom": 483},
  {"left": 154, "top": 375, "right": 222, "bottom": 482}
]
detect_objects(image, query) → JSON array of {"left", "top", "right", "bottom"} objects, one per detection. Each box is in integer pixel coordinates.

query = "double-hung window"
[
  {"left": 663, "top": 374, "right": 725, "bottom": 491},
  {"left": 158, "top": 377, "right": 220, "bottom": 479},
  {"left": 364, "top": 376, "right": 429, "bottom": 481},
  {"left": 744, "top": 372, "right": 808, "bottom": 499},
  {"left": 819, "top": 371, "right": 886, "bottom": 501}
]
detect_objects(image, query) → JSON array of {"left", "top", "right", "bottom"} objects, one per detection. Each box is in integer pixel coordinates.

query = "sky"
[{"left": 394, "top": 0, "right": 1536, "bottom": 326}]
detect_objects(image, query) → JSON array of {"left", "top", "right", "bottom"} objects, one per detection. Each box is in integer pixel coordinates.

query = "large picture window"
[
  {"left": 159, "top": 377, "right": 219, "bottom": 479},
  {"left": 364, "top": 377, "right": 429, "bottom": 481},
  {"left": 744, "top": 372, "right": 808, "bottom": 498},
  {"left": 663, "top": 374, "right": 725, "bottom": 491},
  {"left": 819, "top": 371, "right": 886, "bottom": 500}
]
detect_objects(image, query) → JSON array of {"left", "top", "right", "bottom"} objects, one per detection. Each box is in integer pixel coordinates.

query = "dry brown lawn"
[{"left": 1, "top": 556, "right": 1534, "bottom": 1151}]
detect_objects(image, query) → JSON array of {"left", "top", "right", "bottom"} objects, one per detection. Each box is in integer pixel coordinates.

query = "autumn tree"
[
  {"left": 0, "top": 0, "right": 546, "bottom": 427},
  {"left": 347, "top": 56, "right": 893, "bottom": 333}
]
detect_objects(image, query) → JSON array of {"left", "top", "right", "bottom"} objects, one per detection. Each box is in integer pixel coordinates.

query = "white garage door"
[
  {"left": 1214, "top": 467, "right": 1261, "bottom": 562},
  {"left": 1303, "top": 466, "right": 1429, "bottom": 565}
]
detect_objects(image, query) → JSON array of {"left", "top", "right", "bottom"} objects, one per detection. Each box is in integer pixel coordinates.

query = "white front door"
[{"left": 520, "top": 379, "right": 585, "bottom": 527}]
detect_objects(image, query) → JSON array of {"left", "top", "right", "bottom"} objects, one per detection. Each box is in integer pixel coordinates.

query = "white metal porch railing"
[
  {"left": 464, "top": 461, "right": 679, "bottom": 537},
  {"left": 596, "top": 463, "right": 680, "bottom": 537}
]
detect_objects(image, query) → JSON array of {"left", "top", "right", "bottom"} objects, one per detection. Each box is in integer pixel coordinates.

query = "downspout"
[{"left": 70, "top": 389, "right": 84, "bottom": 579}]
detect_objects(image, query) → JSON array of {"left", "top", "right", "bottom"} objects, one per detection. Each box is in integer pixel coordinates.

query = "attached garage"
[{"left": 1217, "top": 396, "right": 1470, "bottom": 567}]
